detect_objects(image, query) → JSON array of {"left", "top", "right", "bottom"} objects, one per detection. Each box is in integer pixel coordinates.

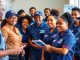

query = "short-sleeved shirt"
[
  {"left": 43, "top": 28, "right": 58, "bottom": 45},
  {"left": 27, "top": 22, "right": 49, "bottom": 40},
  {"left": 1, "top": 23, "right": 22, "bottom": 49},
  {"left": 19, "top": 28, "right": 28, "bottom": 43},
  {"left": 69, "top": 23, "right": 79, "bottom": 35},
  {"left": 75, "top": 32, "right": 80, "bottom": 57},
  {"left": 51, "top": 29, "right": 76, "bottom": 60},
  {"left": 27, "top": 22, "right": 49, "bottom": 53},
  {"left": 0, "top": 31, "right": 9, "bottom": 60}
]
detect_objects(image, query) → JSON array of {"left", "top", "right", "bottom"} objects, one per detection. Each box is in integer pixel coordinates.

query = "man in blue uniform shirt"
[{"left": 27, "top": 11, "right": 49, "bottom": 60}]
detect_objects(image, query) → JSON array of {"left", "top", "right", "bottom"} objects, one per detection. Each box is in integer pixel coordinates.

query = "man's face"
[
  {"left": 29, "top": 9, "right": 36, "bottom": 17},
  {"left": 71, "top": 11, "right": 80, "bottom": 20},
  {"left": 34, "top": 15, "right": 43, "bottom": 26},
  {"left": 44, "top": 9, "right": 50, "bottom": 17}
]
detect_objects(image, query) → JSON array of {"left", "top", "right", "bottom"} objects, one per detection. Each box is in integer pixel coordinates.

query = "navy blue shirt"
[
  {"left": 43, "top": 28, "right": 58, "bottom": 45},
  {"left": 19, "top": 28, "right": 28, "bottom": 43},
  {"left": 69, "top": 23, "right": 79, "bottom": 35},
  {"left": 27, "top": 22, "right": 49, "bottom": 40},
  {"left": 27, "top": 22, "right": 49, "bottom": 57},
  {"left": 75, "top": 32, "right": 80, "bottom": 57},
  {"left": 51, "top": 29, "right": 76, "bottom": 60},
  {"left": 43, "top": 17, "right": 48, "bottom": 22}
]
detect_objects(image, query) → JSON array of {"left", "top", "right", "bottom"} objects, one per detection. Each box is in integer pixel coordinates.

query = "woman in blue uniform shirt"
[
  {"left": 18, "top": 15, "right": 32, "bottom": 60},
  {"left": 42, "top": 15, "right": 58, "bottom": 60},
  {"left": 45, "top": 12, "right": 76, "bottom": 60}
]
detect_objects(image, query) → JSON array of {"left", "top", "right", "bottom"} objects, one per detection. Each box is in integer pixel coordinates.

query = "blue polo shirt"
[
  {"left": 43, "top": 17, "right": 48, "bottom": 22},
  {"left": 19, "top": 28, "right": 28, "bottom": 43},
  {"left": 27, "top": 22, "right": 49, "bottom": 40},
  {"left": 43, "top": 28, "right": 58, "bottom": 45},
  {"left": 75, "top": 32, "right": 80, "bottom": 57},
  {"left": 69, "top": 23, "right": 79, "bottom": 35},
  {"left": 27, "top": 22, "right": 49, "bottom": 53},
  {"left": 43, "top": 28, "right": 58, "bottom": 60},
  {"left": 0, "top": 31, "right": 9, "bottom": 60},
  {"left": 51, "top": 29, "right": 76, "bottom": 60}
]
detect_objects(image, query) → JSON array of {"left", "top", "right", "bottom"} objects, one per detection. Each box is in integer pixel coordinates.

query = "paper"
[{"left": 32, "top": 40, "right": 46, "bottom": 46}]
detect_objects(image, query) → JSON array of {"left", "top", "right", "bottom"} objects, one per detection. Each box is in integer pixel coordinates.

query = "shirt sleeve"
[
  {"left": 1, "top": 28, "right": 9, "bottom": 41},
  {"left": 62, "top": 34, "right": 76, "bottom": 51}
]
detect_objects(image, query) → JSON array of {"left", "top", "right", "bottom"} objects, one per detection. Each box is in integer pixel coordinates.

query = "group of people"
[{"left": 0, "top": 6, "right": 80, "bottom": 60}]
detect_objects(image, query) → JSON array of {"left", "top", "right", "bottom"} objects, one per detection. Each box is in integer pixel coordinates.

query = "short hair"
[
  {"left": 29, "top": 7, "right": 36, "bottom": 11},
  {"left": 44, "top": 8, "right": 50, "bottom": 12},
  {"left": 50, "top": 9, "right": 59, "bottom": 17},
  {"left": 17, "top": 9, "right": 25, "bottom": 15},
  {"left": 72, "top": 7, "right": 80, "bottom": 13}
]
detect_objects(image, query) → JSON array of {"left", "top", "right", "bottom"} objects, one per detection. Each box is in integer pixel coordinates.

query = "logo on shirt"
[
  {"left": 57, "top": 39, "right": 63, "bottom": 44},
  {"left": 44, "top": 34, "right": 48, "bottom": 37},
  {"left": 40, "top": 30, "right": 45, "bottom": 33}
]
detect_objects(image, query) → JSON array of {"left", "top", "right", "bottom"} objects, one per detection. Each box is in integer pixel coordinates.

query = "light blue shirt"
[{"left": 0, "top": 31, "right": 9, "bottom": 60}]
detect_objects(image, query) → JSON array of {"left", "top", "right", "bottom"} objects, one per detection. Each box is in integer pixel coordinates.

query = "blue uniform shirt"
[
  {"left": 27, "top": 22, "right": 49, "bottom": 53},
  {"left": 0, "top": 31, "right": 9, "bottom": 60},
  {"left": 43, "top": 17, "right": 48, "bottom": 22},
  {"left": 75, "top": 32, "right": 80, "bottom": 57},
  {"left": 51, "top": 29, "right": 76, "bottom": 60},
  {"left": 43, "top": 28, "right": 58, "bottom": 45},
  {"left": 19, "top": 28, "right": 28, "bottom": 43},
  {"left": 27, "top": 22, "right": 49, "bottom": 40},
  {"left": 69, "top": 23, "right": 79, "bottom": 35}
]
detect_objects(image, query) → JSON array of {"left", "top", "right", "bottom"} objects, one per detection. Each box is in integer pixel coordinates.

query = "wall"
[{"left": 10, "top": 0, "right": 69, "bottom": 15}]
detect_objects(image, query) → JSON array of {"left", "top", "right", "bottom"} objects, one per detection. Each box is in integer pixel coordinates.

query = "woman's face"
[
  {"left": 47, "top": 16, "right": 56, "bottom": 28},
  {"left": 56, "top": 18, "right": 68, "bottom": 33},
  {"left": 22, "top": 19, "right": 29, "bottom": 29},
  {"left": 7, "top": 15, "right": 18, "bottom": 26}
]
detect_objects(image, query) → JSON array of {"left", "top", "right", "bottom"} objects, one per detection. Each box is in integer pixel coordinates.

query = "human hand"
[
  {"left": 9, "top": 47, "right": 23, "bottom": 55},
  {"left": 45, "top": 44, "right": 52, "bottom": 52}
]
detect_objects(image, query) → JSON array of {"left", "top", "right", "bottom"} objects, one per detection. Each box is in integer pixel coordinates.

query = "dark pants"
[
  {"left": 9, "top": 55, "right": 19, "bottom": 60},
  {"left": 75, "top": 55, "right": 80, "bottom": 60},
  {"left": 9, "top": 55, "right": 25, "bottom": 60}
]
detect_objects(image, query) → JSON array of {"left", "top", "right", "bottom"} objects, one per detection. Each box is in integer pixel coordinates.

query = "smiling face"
[
  {"left": 6, "top": 15, "right": 18, "bottom": 26},
  {"left": 47, "top": 15, "right": 56, "bottom": 28},
  {"left": 34, "top": 15, "right": 43, "bottom": 26},
  {"left": 71, "top": 11, "right": 80, "bottom": 20},
  {"left": 44, "top": 9, "right": 50, "bottom": 17},
  {"left": 29, "top": 9, "right": 36, "bottom": 17},
  {"left": 56, "top": 18, "right": 68, "bottom": 33},
  {"left": 21, "top": 19, "right": 29, "bottom": 29}
]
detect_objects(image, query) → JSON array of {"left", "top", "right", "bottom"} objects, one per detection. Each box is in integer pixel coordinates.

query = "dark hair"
[
  {"left": 50, "top": 9, "right": 59, "bottom": 17},
  {"left": 17, "top": 9, "right": 25, "bottom": 16},
  {"left": 18, "top": 15, "right": 32, "bottom": 26},
  {"left": 61, "top": 12, "right": 72, "bottom": 26},
  {"left": 72, "top": 7, "right": 80, "bottom": 13},
  {"left": 29, "top": 7, "right": 36, "bottom": 11},
  {"left": 44, "top": 8, "right": 50, "bottom": 12},
  {"left": 1, "top": 19, "right": 7, "bottom": 28}
]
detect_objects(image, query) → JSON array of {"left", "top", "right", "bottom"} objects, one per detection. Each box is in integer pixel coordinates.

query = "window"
[{"left": 70, "top": 0, "right": 80, "bottom": 8}]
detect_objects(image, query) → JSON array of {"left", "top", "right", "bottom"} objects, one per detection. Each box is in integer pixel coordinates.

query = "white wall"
[{"left": 10, "top": 0, "right": 69, "bottom": 15}]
